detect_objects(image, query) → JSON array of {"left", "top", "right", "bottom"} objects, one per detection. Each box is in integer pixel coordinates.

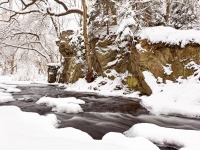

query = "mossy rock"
[{"left": 127, "top": 75, "right": 138, "bottom": 89}]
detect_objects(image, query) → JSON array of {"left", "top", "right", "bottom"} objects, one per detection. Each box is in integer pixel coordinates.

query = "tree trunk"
[
  {"left": 81, "top": 0, "right": 94, "bottom": 82},
  {"left": 10, "top": 54, "right": 15, "bottom": 74},
  {"left": 165, "top": 0, "right": 171, "bottom": 24},
  {"left": 105, "top": 0, "right": 109, "bottom": 35}
]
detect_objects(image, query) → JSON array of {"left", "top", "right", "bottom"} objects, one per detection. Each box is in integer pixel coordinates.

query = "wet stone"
[{"left": 47, "top": 63, "right": 61, "bottom": 83}]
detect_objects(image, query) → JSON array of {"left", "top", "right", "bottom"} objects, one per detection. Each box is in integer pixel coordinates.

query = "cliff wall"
[{"left": 56, "top": 29, "right": 200, "bottom": 95}]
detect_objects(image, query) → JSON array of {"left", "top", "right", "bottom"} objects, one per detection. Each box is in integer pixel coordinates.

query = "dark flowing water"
[{"left": 1, "top": 84, "right": 200, "bottom": 150}]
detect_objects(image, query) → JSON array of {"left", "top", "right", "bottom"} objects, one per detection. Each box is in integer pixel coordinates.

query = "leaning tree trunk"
[{"left": 81, "top": 0, "right": 94, "bottom": 82}]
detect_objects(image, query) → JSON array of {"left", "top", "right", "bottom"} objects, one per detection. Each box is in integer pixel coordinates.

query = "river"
[{"left": 1, "top": 84, "right": 200, "bottom": 150}]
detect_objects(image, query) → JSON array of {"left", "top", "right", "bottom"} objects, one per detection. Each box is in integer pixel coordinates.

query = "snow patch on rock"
[
  {"left": 36, "top": 97, "right": 85, "bottom": 114},
  {"left": 124, "top": 123, "right": 200, "bottom": 149}
]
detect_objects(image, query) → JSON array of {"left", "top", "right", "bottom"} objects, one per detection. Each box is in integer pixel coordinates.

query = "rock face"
[
  {"left": 89, "top": 34, "right": 153, "bottom": 95},
  {"left": 138, "top": 40, "right": 200, "bottom": 82},
  {"left": 57, "top": 30, "right": 85, "bottom": 84},
  {"left": 56, "top": 30, "right": 200, "bottom": 95}
]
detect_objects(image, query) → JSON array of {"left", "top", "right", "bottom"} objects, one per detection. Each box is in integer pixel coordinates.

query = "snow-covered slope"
[{"left": 141, "top": 61, "right": 200, "bottom": 118}]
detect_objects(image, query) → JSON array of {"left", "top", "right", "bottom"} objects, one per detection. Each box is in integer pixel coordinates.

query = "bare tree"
[{"left": 0, "top": 0, "right": 95, "bottom": 82}]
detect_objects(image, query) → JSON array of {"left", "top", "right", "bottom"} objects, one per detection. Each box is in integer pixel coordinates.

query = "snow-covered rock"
[
  {"left": 36, "top": 97, "right": 85, "bottom": 114},
  {"left": 124, "top": 123, "right": 200, "bottom": 149}
]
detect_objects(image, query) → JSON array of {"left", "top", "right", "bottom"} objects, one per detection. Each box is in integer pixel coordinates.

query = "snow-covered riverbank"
[{"left": 1, "top": 73, "right": 200, "bottom": 150}]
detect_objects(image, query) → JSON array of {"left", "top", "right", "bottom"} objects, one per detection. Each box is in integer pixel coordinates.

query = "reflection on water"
[{"left": 1, "top": 84, "right": 200, "bottom": 150}]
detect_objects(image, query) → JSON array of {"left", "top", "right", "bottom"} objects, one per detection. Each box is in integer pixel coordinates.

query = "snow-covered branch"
[
  {"left": 2, "top": 43, "right": 49, "bottom": 62},
  {"left": 12, "top": 32, "right": 40, "bottom": 40},
  {"left": 0, "top": 0, "right": 9, "bottom": 5},
  {"left": 53, "top": 0, "right": 68, "bottom": 12},
  {"left": 47, "top": 8, "right": 84, "bottom": 16},
  {"left": 0, "top": 0, "right": 85, "bottom": 23},
  {"left": 21, "top": 0, "right": 37, "bottom": 10}
]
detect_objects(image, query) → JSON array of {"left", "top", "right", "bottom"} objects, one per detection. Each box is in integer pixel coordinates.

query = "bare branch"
[
  {"left": 0, "top": 0, "right": 9, "bottom": 5},
  {"left": 47, "top": 8, "right": 84, "bottom": 16},
  {"left": 21, "top": 0, "right": 37, "bottom": 10},
  {"left": 0, "top": 5, "right": 84, "bottom": 21},
  {"left": 0, "top": 5, "right": 42, "bottom": 21},
  {"left": 53, "top": 0, "right": 68, "bottom": 11},
  {"left": 2, "top": 43, "right": 49, "bottom": 62},
  {"left": 13, "top": 32, "right": 40, "bottom": 40}
]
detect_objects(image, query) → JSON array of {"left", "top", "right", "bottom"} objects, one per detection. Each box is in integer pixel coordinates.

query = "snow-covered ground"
[
  {"left": 0, "top": 75, "right": 47, "bottom": 85},
  {"left": 0, "top": 84, "right": 20, "bottom": 103},
  {"left": 64, "top": 75, "right": 140, "bottom": 97},
  {"left": 0, "top": 106, "right": 159, "bottom": 150}
]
